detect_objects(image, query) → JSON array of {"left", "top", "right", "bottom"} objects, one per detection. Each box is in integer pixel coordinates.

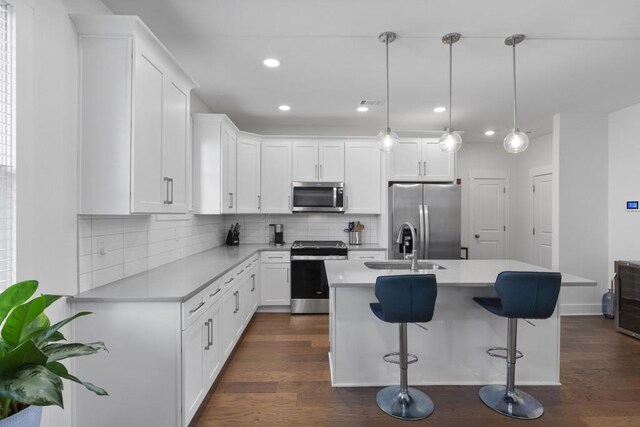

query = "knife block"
[{"left": 226, "top": 230, "right": 239, "bottom": 246}]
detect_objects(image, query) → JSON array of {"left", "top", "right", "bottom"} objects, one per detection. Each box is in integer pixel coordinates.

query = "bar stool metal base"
[
  {"left": 376, "top": 386, "right": 434, "bottom": 420},
  {"left": 478, "top": 385, "right": 544, "bottom": 420}
]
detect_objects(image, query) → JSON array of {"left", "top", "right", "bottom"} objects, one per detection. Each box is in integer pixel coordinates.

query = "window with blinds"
[{"left": 0, "top": 1, "right": 13, "bottom": 289}]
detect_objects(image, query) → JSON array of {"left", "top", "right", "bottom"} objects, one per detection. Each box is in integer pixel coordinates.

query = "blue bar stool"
[
  {"left": 473, "top": 271, "right": 561, "bottom": 420},
  {"left": 369, "top": 274, "right": 438, "bottom": 420}
]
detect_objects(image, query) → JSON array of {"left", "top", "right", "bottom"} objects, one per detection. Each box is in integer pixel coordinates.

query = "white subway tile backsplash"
[
  {"left": 123, "top": 231, "right": 147, "bottom": 248},
  {"left": 92, "top": 264, "right": 124, "bottom": 288},
  {"left": 124, "top": 245, "right": 147, "bottom": 262},
  {"left": 79, "top": 255, "right": 92, "bottom": 275},
  {"left": 92, "top": 248, "right": 124, "bottom": 271},
  {"left": 79, "top": 237, "right": 92, "bottom": 256},
  {"left": 92, "top": 218, "right": 124, "bottom": 236},
  {"left": 124, "top": 258, "right": 148, "bottom": 277}
]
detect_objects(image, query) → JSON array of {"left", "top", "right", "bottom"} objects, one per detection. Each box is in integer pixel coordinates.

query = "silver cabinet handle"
[
  {"left": 251, "top": 274, "right": 256, "bottom": 292},
  {"left": 189, "top": 301, "right": 205, "bottom": 314},
  {"left": 237, "top": 269, "right": 245, "bottom": 275},
  {"left": 360, "top": 256, "right": 375, "bottom": 259},
  {"left": 224, "top": 277, "right": 234, "bottom": 285},
  {"left": 228, "top": 193, "right": 233, "bottom": 209},
  {"left": 169, "top": 178, "right": 174, "bottom": 204},
  {"left": 288, "top": 195, "right": 291, "bottom": 210},
  {"left": 423, "top": 161, "right": 427, "bottom": 176},
  {"left": 417, "top": 162, "right": 421, "bottom": 176},
  {"left": 204, "top": 319, "right": 211, "bottom": 350},
  {"left": 163, "top": 177, "right": 171, "bottom": 204},
  {"left": 320, "top": 164, "right": 323, "bottom": 179},
  {"left": 210, "top": 288, "right": 221, "bottom": 298},
  {"left": 257, "top": 195, "right": 261, "bottom": 210},
  {"left": 268, "top": 256, "right": 284, "bottom": 260},
  {"left": 286, "top": 268, "right": 289, "bottom": 283},
  {"left": 234, "top": 291, "right": 239, "bottom": 313},
  {"left": 208, "top": 318, "right": 213, "bottom": 347},
  {"left": 315, "top": 164, "right": 318, "bottom": 178}
]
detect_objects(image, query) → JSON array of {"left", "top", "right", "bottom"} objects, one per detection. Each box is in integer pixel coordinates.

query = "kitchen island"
[{"left": 324, "top": 259, "right": 595, "bottom": 387}]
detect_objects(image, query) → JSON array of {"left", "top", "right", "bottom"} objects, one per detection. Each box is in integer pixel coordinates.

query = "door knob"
[{"left": 474, "top": 234, "right": 480, "bottom": 238}]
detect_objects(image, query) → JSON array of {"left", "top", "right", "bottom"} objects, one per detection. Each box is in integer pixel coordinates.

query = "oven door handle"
[{"left": 290, "top": 255, "right": 348, "bottom": 261}]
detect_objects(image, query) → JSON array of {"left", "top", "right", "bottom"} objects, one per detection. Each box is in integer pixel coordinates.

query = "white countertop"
[
  {"left": 69, "top": 244, "right": 290, "bottom": 303},
  {"left": 325, "top": 259, "right": 596, "bottom": 288}
]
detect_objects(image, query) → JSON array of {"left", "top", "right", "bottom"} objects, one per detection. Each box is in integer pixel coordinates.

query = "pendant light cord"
[
  {"left": 448, "top": 39, "right": 453, "bottom": 131},
  {"left": 385, "top": 35, "right": 390, "bottom": 130},
  {"left": 512, "top": 43, "right": 518, "bottom": 130}
]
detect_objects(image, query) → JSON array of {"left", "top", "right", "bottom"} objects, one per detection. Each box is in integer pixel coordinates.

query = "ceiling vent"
[{"left": 359, "top": 100, "right": 382, "bottom": 107}]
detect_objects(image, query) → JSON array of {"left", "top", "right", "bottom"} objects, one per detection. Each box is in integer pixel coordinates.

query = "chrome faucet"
[{"left": 396, "top": 222, "right": 418, "bottom": 272}]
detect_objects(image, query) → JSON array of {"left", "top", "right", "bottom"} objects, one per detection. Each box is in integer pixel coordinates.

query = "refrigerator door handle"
[
  {"left": 423, "top": 204, "right": 430, "bottom": 259},
  {"left": 418, "top": 204, "right": 425, "bottom": 259}
]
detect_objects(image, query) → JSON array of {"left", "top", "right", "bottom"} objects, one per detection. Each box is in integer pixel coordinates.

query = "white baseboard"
[
  {"left": 256, "top": 305, "right": 290, "bottom": 313},
  {"left": 560, "top": 303, "right": 602, "bottom": 316}
]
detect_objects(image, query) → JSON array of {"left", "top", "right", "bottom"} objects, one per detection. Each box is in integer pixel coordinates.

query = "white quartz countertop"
[
  {"left": 68, "top": 244, "right": 290, "bottom": 303},
  {"left": 325, "top": 259, "right": 596, "bottom": 288}
]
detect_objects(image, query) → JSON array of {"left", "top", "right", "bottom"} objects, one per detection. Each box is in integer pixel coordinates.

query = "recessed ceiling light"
[
  {"left": 263, "top": 58, "right": 280, "bottom": 68},
  {"left": 357, "top": 106, "right": 369, "bottom": 112},
  {"left": 278, "top": 105, "right": 291, "bottom": 111},
  {"left": 484, "top": 130, "right": 496, "bottom": 136},
  {"left": 433, "top": 106, "right": 446, "bottom": 113}
]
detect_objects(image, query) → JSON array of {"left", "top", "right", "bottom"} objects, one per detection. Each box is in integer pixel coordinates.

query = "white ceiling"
[{"left": 101, "top": 0, "right": 640, "bottom": 140}]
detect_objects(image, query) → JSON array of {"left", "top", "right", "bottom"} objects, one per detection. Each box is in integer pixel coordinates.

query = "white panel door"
[
  {"left": 470, "top": 178, "right": 506, "bottom": 259},
  {"left": 292, "top": 140, "right": 319, "bottom": 181},
  {"left": 203, "top": 303, "right": 221, "bottom": 389},
  {"left": 390, "top": 139, "right": 421, "bottom": 181},
  {"left": 131, "top": 53, "right": 164, "bottom": 213},
  {"left": 221, "top": 124, "right": 237, "bottom": 213},
  {"left": 533, "top": 174, "right": 553, "bottom": 268},
  {"left": 162, "top": 81, "right": 188, "bottom": 213},
  {"left": 318, "top": 140, "right": 344, "bottom": 182},
  {"left": 182, "top": 316, "right": 205, "bottom": 425},
  {"left": 345, "top": 141, "right": 381, "bottom": 214},
  {"left": 221, "top": 285, "right": 239, "bottom": 360},
  {"left": 260, "top": 263, "right": 290, "bottom": 305},
  {"left": 261, "top": 140, "right": 292, "bottom": 213},
  {"left": 236, "top": 135, "right": 261, "bottom": 213},
  {"left": 422, "top": 139, "right": 455, "bottom": 182}
]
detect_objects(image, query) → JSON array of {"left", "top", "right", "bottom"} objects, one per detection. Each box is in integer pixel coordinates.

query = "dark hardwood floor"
[{"left": 194, "top": 314, "right": 640, "bottom": 426}]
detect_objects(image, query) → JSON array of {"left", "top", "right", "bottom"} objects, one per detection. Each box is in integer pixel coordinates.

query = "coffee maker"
[{"left": 269, "top": 224, "right": 285, "bottom": 246}]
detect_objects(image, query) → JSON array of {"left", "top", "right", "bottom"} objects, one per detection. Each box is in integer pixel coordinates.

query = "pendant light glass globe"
[
  {"left": 438, "top": 129, "right": 462, "bottom": 152},
  {"left": 378, "top": 127, "right": 399, "bottom": 152},
  {"left": 503, "top": 129, "right": 529, "bottom": 154}
]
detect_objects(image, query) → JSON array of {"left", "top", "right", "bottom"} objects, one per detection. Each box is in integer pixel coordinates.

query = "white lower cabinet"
[
  {"left": 260, "top": 251, "right": 290, "bottom": 306},
  {"left": 221, "top": 280, "right": 242, "bottom": 360},
  {"left": 348, "top": 250, "right": 386, "bottom": 261}
]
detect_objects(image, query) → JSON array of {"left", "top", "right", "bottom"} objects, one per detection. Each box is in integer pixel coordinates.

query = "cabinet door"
[
  {"left": 345, "top": 141, "right": 381, "bottom": 214},
  {"left": 162, "top": 81, "right": 188, "bottom": 213},
  {"left": 236, "top": 135, "right": 261, "bottom": 213},
  {"left": 389, "top": 138, "right": 421, "bottom": 181},
  {"left": 260, "top": 263, "right": 290, "bottom": 305},
  {"left": 292, "top": 140, "right": 319, "bottom": 181},
  {"left": 131, "top": 52, "right": 164, "bottom": 213},
  {"left": 249, "top": 269, "right": 259, "bottom": 314},
  {"left": 348, "top": 251, "right": 386, "bottom": 261},
  {"left": 241, "top": 269, "right": 258, "bottom": 325},
  {"left": 318, "top": 140, "right": 344, "bottom": 182},
  {"left": 182, "top": 315, "right": 206, "bottom": 425},
  {"left": 221, "top": 285, "right": 239, "bottom": 360},
  {"left": 203, "top": 303, "right": 221, "bottom": 389},
  {"left": 422, "top": 139, "right": 455, "bottom": 182},
  {"left": 261, "top": 140, "right": 292, "bottom": 213},
  {"left": 221, "top": 124, "right": 237, "bottom": 213}
]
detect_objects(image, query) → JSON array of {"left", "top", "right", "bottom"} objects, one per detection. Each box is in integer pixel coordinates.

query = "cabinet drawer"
[
  {"left": 182, "top": 289, "right": 208, "bottom": 330},
  {"left": 348, "top": 251, "right": 386, "bottom": 261},
  {"left": 261, "top": 251, "right": 290, "bottom": 263}
]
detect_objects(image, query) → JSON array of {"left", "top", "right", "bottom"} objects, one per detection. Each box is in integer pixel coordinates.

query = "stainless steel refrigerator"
[{"left": 388, "top": 183, "right": 461, "bottom": 260}]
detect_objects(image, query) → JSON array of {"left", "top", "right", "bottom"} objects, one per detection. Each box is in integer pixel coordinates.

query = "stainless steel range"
[{"left": 290, "top": 240, "right": 348, "bottom": 314}]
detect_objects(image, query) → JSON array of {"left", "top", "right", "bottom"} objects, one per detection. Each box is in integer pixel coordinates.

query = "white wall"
[
  {"left": 513, "top": 133, "right": 553, "bottom": 264},
  {"left": 608, "top": 103, "right": 640, "bottom": 272},
  {"left": 552, "top": 112, "right": 609, "bottom": 314}
]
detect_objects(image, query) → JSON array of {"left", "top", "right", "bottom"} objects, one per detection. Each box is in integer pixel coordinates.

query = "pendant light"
[
  {"left": 503, "top": 34, "right": 529, "bottom": 154},
  {"left": 377, "top": 32, "right": 398, "bottom": 152},
  {"left": 438, "top": 32, "right": 462, "bottom": 153}
]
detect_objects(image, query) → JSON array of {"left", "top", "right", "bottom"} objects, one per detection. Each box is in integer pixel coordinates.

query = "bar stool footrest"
[
  {"left": 383, "top": 352, "right": 418, "bottom": 365},
  {"left": 486, "top": 347, "right": 523, "bottom": 360}
]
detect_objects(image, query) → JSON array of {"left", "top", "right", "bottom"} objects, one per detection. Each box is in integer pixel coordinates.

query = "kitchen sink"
[{"left": 364, "top": 261, "right": 446, "bottom": 270}]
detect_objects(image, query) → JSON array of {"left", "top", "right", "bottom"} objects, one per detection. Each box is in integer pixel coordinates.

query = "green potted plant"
[{"left": 0, "top": 280, "right": 107, "bottom": 426}]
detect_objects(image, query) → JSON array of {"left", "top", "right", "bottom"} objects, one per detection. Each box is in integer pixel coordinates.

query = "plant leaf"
[
  {"left": 0, "top": 365, "right": 63, "bottom": 407},
  {"left": 34, "top": 312, "right": 91, "bottom": 346},
  {"left": 0, "top": 281, "right": 38, "bottom": 326},
  {"left": 0, "top": 340, "right": 47, "bottom": 376},
  {"left": 21, "top": 312, "right": 50, "bottom": 344},
  {"left": 43, "top": 295, "right": 61, "bottom": 309},
  {"left": 42, "top": 342, "right": 107, "bottom": 363},
  {"left": 1, "top": 295, "right": 47, "bottom": 347},
  {"left": 46, "top": 362, "right": 107, "bottom": 396}
]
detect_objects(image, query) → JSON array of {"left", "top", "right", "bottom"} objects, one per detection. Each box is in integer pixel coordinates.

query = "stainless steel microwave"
[{"left": 292, "top": 182, "right": 345, "bottom": 213}]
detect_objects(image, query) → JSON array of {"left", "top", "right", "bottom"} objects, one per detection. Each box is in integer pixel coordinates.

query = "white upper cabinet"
[
  {"left": 389, "top": 138, "right": 455, "bottom": 182},
  {"left": 73, "top": 15, "right": 197, "bottom": 215},
  {"left": 345, "top": 141, "right": 381, "bottom": 214},
  {"left": 292, "top": 140, "right": 344, "bottom": 182},
  {"left": 261, "top": 139, "right": 292, "bottom": 214},
  {"left": 192, "top": 114, "right": 238, "bottom": 215},
  {"left": 236, "top": 133, "right": 261, "bottom": 214}
]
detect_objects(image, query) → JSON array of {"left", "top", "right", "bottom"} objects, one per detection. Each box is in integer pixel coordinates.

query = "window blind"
[{"left": 0, "top": 1, "right": 13, "bottom": 289}]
